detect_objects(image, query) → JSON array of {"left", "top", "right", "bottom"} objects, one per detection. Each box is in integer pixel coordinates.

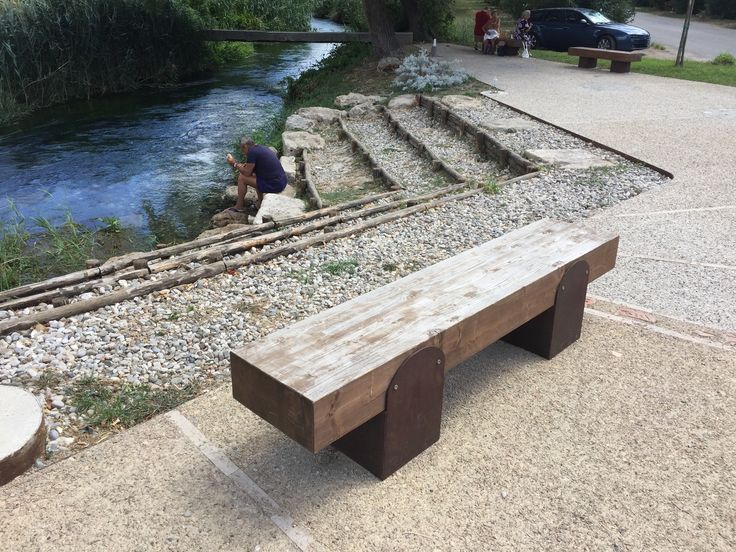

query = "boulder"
[
  {"left": 388, "top": 94, "right": 419, "bottom": 110},
  {"left": 211, "top": 209, "right": 252, "bottom": 228},
  {"left": 348, "top": 102, "right": 380, "bottom": 118},
  {"left": 280, "top": 156, "right": 298, "bottom": 184},
  {"left": 296, "top": 106, "right": 344, "bottom": 124},
  {"left": 377, "top": 56, "right": 401, "bottom": 72},
  {"left": 0, "top": 386, "right": 45, "bottom": 485},
  {"left": 334, "top": 92, "right": 384, "bottom": 108},
  {"left": 285, "top": 114, "right": 315, "bottom": 132},
  {"left": 282, "top": 131, "right": 325, "bottom": 156},
  {"left": 223, "top": 185, "right": 258, "bottom": 204},
  {"left": 440, "top": 94, "right": 483, "bottom": 111},
  {"left": 197, "top": 223, "right": 249, "bottom": 239},
  {"left": 253, "top": 194, "right": 306, "bottom": 225}
]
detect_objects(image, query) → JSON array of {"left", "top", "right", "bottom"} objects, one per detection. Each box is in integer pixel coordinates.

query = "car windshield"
[{"left": 586, "top": 11, "right": 612, "bottom": 24}]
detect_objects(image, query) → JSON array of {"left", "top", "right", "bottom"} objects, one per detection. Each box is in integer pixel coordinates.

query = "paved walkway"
[
  {"left": 2, "top": 52, "right": 735, "bottom": 551},
  {"left": 450, "top": 44, "right": 736, "bottom": 331}
]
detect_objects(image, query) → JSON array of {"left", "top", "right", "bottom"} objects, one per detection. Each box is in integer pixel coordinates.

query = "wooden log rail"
[
  {"left": 0, "top": 187, "right": 480, "bottom": 335},
  {"left": 337, "top": 118, "right": 403, "bottom": 191},
  {"left": 301, "top": 151, "right": 324, "bottom": 210},
  {"left": 418, "top": 95, "right": 538, "bottom": 176},
  {"left": 0, "top": 192, "right": 400, "bottom": 308},
  {"left": 378, "top": 105, "right": 465, "bottom": 183},
  {"left": 202, "top": 30, "right": 413, "bottom": 45}
]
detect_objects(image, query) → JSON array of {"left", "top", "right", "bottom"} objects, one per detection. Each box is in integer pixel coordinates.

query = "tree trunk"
[
  {"left": 362, "top": 0, "right": 400, "bottom": 57},
  {"left": 400, "top": 0, "right": 429, "bottom": 42}
]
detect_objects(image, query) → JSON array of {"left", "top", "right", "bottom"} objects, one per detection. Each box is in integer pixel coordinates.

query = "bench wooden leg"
[
  {"left": 610, "top": 60, "right": 631, "bottom": 73},
  {"left": 503, "top": 260, "right": 590, "bottom": 359},
  {"left": 578, "top": 56, "right": 597, "bottom": 69},
  {"left": 333, "top": 347, "right": 445, "bottom": 480}
]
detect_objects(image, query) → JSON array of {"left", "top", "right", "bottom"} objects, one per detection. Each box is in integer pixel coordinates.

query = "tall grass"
[{"left": 0, "top": 0, "right": 315, "bottom": 125}]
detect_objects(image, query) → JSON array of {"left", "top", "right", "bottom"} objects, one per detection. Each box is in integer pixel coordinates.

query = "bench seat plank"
[
  {"left": 568, "top": 47, "right": 644, "bottom": 62},
  {"left": 231, "top": 219, "right": 618, "bottom": 452}
]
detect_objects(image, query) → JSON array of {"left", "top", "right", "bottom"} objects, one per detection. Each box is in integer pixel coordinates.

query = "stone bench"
[
  {"left": 230, "top": 219, "right": 619, "bottom": 479},
  {"left": 568, "top": 47, "right": 644, "bottom": 73}
]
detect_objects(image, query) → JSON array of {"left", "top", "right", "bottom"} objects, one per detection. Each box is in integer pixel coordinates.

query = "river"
[{"left": 0, "top": 19, "right": 343, "bottom": 244}]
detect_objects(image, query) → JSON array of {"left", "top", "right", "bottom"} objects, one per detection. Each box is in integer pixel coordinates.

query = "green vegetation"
[
  {"left": 322, "top": 259, "right": 359, "bottom": 275},
  {"left": 531, "top": 49, "right": 736, "bottom": 87},
  {"left": 482, "top": 178, "right": 501, "bottom": 195},
  {"left": 713, "top": 53, "right": 736, "bottom": 66},
  {"left": 0, "top": 206, "right": 153, "bottom": 292},
  {"left": 0, "top": 0, "right": 314, "bottom": 125},
  {"left": 638, "top": 0, "right": 736, "bottom": 19},
  {"left": 69, "top": 377, "right": 200, "bottom": 429}
]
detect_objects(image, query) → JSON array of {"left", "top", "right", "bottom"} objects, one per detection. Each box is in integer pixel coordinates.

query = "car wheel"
[{"left": 597, "top": 35, "right": 616, "bottom": 50}]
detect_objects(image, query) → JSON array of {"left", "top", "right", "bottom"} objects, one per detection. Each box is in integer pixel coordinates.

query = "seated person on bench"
[{"left": 226, "top": 137, "right": 287, "bottom": 212}]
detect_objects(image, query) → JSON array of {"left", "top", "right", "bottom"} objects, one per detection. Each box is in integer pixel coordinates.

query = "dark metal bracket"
[
  {"left": 503, "top": 260, "right": 590, "bottom": 359},
  {"left": 334, "top": 347, "right": 445, "bottom": 480}
]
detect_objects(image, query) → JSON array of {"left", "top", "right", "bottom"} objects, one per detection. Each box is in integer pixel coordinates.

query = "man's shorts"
[{"left": 256, "top": 174, "right": 288, "bottom": 194}]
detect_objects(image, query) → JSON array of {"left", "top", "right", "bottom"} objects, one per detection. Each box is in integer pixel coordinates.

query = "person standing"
[
  {"left": 513, "top": 10, "right": 534, "bottom": 58},
  {"left": 482, "top": 9, "right": 501, "bottom": 55},
  {"left": 226, "top": 137, "right": 287, "bottom": 212},
  {"left": 474, "top": 6, "right": 491, "bottom": 51}
]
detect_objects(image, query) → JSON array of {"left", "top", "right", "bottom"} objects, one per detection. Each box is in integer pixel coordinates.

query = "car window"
[
  {"left": 545, "top": 11, "right": 564, "bottom": 23},
  {"left": 530, "top": 10, "right": 547, "bottom": 22},
  {"left": 565, "top": 10, "right": 583, "bottom": 23},
  {"left": 586, "top": 11, "right": 611, "bottom": 24}
]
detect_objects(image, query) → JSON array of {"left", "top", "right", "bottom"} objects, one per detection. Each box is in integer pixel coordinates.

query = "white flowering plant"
[{"left": 392, "top": 49, "right": 469, "bottom": 92}]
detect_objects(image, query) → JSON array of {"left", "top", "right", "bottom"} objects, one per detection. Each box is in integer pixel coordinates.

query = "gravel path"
[
  {"left": 390, "top": 106, "right": 509, "bottom": 184},
  {"left": 0, "top": 95, "right": 669, "bottom": 459},
  {"left": 345, "top": 114, "right": 454, "bottom": 194},
  {"left": 453, "top": 98, "right": 610, "bottom": 157},
  {"left": 307, "top": 125, "right": 383, "bottom": 203}
]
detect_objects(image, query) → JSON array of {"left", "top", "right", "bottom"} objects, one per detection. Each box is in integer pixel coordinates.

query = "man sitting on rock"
[{"left": 226, "top": 137, "right": 287, "bottom": 212}]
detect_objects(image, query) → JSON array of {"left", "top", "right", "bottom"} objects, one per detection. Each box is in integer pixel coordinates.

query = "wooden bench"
[
  {"left": 568, "top": 47, "right": 644, "bottom": 73},
  {"left": 231, "top": 219, "right": 618, "bottom": 479}
]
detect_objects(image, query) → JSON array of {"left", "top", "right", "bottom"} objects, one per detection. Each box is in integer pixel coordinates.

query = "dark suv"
[{"left": 529, "top": 8, "right": 650, "bottom": 51}]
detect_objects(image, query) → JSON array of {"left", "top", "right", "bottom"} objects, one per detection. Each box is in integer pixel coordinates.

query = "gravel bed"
[
  {"left": 308, "top": 125, "right": 383, "bottom": 202},
  {"left": 390, "top": 107, "right": 509, "bottom": 184},
  {"left": 345, "top": 114, "right": 453, "bottom": 194},
  {"left": 452, "top": 97, "right": 609, "bottom": 157},
  {"left": 0, "top": 96, "right": 669, "bottom": 459}
]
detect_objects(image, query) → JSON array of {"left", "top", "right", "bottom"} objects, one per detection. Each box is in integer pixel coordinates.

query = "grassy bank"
[
  {"left": 0, "top": 0, "right": 314, "bottom": 126},
  {"left": 531, "top": 49, "right": 736, "bottom": 87}
]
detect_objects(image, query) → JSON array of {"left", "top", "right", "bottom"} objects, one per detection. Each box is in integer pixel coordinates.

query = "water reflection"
[{"left": 0, "top": 19, "right": 343, "bottom": 243}]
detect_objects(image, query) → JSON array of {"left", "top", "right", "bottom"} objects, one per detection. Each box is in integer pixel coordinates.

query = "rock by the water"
[
  {"left": 296, "top": 106, "right": 344, "bottom": 124},
  {"left": 285, "top": 114, "right": 314, "bottom": 132},
  {"left": 377, "top": 57, "right": 401, "bottom": 72},
  {"left": 280, "top": 156, "right": 297, "bottom": 183},
  {"left": 334, "top": 93, "right": 384, "bottom": 108},
  {"left": 388, "top": 94, "right": 419, "bottom": 109},
  {"left": 253, "top": 194, "right": 306, "bottom": 225},
  {"left": 282, "top": 131, "right": 325, "bottom": 157},
  {"left": 222, "top": 185, "right": 257, "bottom": 204},
  {"left": 211, "top": 209, "right": 253, "bottom": 228},
  {"left": 348, "top": 102, "right": 379, "bottom": 118},
  {"left": 440, "top": 95, "right": 483, "bottom": 111}
]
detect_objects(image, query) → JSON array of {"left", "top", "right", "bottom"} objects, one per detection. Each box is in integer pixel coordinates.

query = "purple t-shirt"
[{"left": 246, "top": 145, "right": 286, "bottom": 183}]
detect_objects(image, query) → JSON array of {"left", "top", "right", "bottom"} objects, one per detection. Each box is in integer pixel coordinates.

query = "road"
[{"left": 633, "top": 11, "right": 736, "bottom": 60}]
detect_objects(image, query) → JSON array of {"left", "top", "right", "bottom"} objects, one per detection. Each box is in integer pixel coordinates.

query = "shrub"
[
  {"left": 392, "top": 49, "right": 469, "bottom": 92},
  {"left": 712, "top": 52, "right": 736, "bottom": 65},
  {"left": 705, "top": 0, "right": 736, "bottom": 19},
  {"left": 500, "top": 0, "right": 635, "bottom": 22}
]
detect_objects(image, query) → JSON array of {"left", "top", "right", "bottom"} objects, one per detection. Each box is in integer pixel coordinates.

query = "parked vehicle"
[{"left": 529, "top": 8, "right": 650, "bottom": 51}]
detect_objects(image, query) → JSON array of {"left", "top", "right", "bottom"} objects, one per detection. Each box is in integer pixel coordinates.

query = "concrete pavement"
[
  {"left": 632, "top": 12, "right": 736, "bottom": 60},
  {"left": 2, "top": 47, "right": 736, "bottom": 551},
  {"left": 449, "top": 44, "right": 736, "bottom": 331},
  {"left": 2, "top": 313, "right": 735, "bottom": 551}
]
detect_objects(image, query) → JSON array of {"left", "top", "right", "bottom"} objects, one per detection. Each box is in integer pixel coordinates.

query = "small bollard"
[{"left": 430, "top": 38, "right": 437, "bottom": 57}]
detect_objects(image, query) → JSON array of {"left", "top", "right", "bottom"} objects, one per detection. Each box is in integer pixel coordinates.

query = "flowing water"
[{"left": 0, "top": 19, "right": 343, "bottom": 243}]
